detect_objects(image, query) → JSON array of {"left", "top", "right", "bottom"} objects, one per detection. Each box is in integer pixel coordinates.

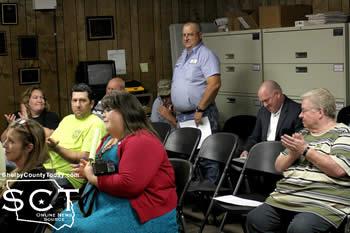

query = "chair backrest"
[
  {"left": 164, "top": 127, "right": 201, "bottom": 161},
  {"left": 151, "top": 122, "right": 171, "bottom": 143},
  {"left": 245, "top": 141, "right": 284, "bottom": 175},
  {"left": 169, "top": 158, "right": 193, "bottom": 207},
  {"left": 195, "top": 132, "right": 238, "bottom": 164},
  {"left": 337, "top": 106, "right": 350, "bottom": 126},
  {"left": 222, "top": 115, "right": 256, "bottom": 140},
  {"left": 232, "top": 141, "right": 284, "bottom": 195}
]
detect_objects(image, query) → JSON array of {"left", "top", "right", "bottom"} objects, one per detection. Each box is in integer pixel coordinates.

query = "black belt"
[
  {"left": 179, "top": 104, "right": 214, "bottom": 115},
  {"left": 180, "top": 109, "right": 196, "bottom": 115}
]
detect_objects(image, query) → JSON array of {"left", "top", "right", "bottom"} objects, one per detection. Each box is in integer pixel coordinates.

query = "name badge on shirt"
[{"left": 189, "top": 59, "right": 198, "bottom": 64}]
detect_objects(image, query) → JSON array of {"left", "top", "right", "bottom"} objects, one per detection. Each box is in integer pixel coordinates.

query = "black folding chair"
[
  {"left": 151, "top": 121, "right": 171, "bottom": 143},
  {"left": 337, "top": 106, "right": 350, "bottom": 126},
  {"left": 164, "top": 127, "right": 201, "bottom": 161},
  {"left": 222, "top": 115, "right": 256, "bottom": 156},
  {"left": 184, "top": 133, "right": 238, "bottom": 233},
  {"left": 169, "top": 158, "right": 193, "bottom": 233},
  {"left": 215, "top": 141, "right": 284, "bottom": 233}
]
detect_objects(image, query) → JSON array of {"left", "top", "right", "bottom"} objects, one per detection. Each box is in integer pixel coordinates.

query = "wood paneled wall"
[{"left": 0, "top": 0, "right": 349, "bottom": 131}]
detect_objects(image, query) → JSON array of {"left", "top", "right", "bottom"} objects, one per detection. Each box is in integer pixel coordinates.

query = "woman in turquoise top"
[
  {"left": 54, "top": 91, "right": 178, "bottom": 233},
  {"left": 54, "top": 134, "right": 177, "bottom": 233}
]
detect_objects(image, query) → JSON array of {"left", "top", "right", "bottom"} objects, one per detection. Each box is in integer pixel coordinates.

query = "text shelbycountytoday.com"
[{"left": 0, "top": 172, "right": 79, "bottom": 230}]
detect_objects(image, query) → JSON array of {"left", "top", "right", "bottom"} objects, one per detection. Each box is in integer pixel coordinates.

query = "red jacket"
[{"left": 98, "top": 130, "right": 177, "bottom": 223}]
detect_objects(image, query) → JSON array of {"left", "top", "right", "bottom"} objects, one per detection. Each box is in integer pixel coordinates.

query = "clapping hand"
[
  {"left": 4, "top": 114, "right": 16, "bottom": 124},
  {"left": 18, "top": 103, "right": 28, "bottom": 119},
  {"left": 72, "top": 159, "right": 97, "bottom": 186},
  {"left": 281, "top": 133, "right": 307, "bottom": 158},
  {"left": 72, "top": 159, "right": 89, "bottom": 178}
]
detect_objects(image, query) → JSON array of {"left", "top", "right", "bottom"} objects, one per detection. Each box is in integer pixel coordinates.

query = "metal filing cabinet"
[
  {"left": 263, "top": 23, "right": 348, "bottom": 110},
  {"left": 203, "top": 30, "right": 263, "bottom": 125}
]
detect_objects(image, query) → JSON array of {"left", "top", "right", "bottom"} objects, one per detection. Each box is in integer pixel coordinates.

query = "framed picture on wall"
[
  {"left": 0, "top": 31, "right": 7, "bottom": 55},
  {"left": 1, "top": 3, "right": 17, "bottom": 25},
  {"left": 86, "top": 16, "right": 114, "bottom": 40},
  {"left": 19, "top": 68, "right": 41, "bottom": 85},
  {"left": 18, "top": 35, "right": 38, "bottom": 59}
]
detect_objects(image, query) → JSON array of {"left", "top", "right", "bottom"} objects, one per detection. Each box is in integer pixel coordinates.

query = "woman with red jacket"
[{"left": 55, "top": 91, "right": 178, "bottom": 233}]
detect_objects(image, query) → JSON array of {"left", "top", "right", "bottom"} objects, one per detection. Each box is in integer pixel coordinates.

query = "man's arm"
[
  {"left": 158, "top": 106, "right": 177, "bottom": 127},
  {"left": 197, "top": 75, "right": 221, "bottom": 110},
  {"left": 276, "top": 133, "right": 347, "bottom": 177},
  {"left": 47, "top": 138, "right": 88, "bottom": 163},
  {"left": 304, "top": 148, "right": 346, "bottom": 177},
  {"left": 194, "top": 75, "right": 221, "bottom": 125}
]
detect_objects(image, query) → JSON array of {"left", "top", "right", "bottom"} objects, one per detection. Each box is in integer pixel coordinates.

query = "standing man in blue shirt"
[{"left": 171, "top": 22, "right": 221, "bottom": 184}]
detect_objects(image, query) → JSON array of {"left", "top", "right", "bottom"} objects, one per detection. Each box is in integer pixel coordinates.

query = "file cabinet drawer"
[
  {"left": 216, "top": 94, "right": 260, "bottom": 124},
  {"left": 203, "top": 30, "right": 262, "bottom": 63},
  {"left": 264, "top": 63, "right": 346, "bottom": 99},
  {"left": 263, "top": 25, "right": 346, "bottom": 63},
  {"left": 220, "top": 64, "right": 262, "bottom": 94}
]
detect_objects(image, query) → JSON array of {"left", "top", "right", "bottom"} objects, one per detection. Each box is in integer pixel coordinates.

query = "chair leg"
[
  {"left": 218, "top": 212, "right": 228, "bottom": 232},
  {"left": 181, "top": 213, "right": 188, "bottom": 233},
  {"left": 241, "top": 216, "right": 248, "bottom": 233},
  {"left": 177, "top": 208, "right": 187, "bottom": 233},
  {"left": 197, "top": 198, "right": 216, "bottom": 233}
]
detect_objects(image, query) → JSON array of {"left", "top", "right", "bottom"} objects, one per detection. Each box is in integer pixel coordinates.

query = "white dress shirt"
[{"left": 267, "top": 105, "right": 283, "bottom": 141}]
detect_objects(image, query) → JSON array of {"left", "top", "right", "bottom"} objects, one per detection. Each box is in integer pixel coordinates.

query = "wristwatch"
[
  {"left": 302, "top": 146, "right": 310, "bottom": 157},
  {"left": 195, "top": 106, "right": 205, "bottom": 113}
]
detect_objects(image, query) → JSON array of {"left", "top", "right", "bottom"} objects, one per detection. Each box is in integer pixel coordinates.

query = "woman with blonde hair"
[
  {"left": 0, "top": 119, "right": 53, "bottom": 232},
  {"left": 1, "top": 87, "right": 59, "bottom": 141}
]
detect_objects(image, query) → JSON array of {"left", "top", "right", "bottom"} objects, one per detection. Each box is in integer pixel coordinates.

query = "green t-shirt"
[{"left": 44, "top": 114, "right": 106, "bottom": 188}]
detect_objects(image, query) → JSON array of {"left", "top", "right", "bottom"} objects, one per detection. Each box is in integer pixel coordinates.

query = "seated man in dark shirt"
[{"left": 240, "top": 80, "right": 303, "bottom": 158}]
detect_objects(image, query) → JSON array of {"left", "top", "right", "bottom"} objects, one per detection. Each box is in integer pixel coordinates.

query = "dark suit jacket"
[{"left": 244, "top": 96, "right": 303, "bottom": 151}]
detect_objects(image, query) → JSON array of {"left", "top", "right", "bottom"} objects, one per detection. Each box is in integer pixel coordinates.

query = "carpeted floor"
[{"left": 183, "top": 205, "right": 244, "bottom": 233}]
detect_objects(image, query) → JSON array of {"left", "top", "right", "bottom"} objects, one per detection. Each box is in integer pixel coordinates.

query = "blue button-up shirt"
[{"left": 171, "top": 42, "right": 220, "bottom": 112}]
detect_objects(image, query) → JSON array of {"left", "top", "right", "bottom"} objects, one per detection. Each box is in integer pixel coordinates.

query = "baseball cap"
[{"left": 157, "top": 79, "right": 171, "bottom": 96}]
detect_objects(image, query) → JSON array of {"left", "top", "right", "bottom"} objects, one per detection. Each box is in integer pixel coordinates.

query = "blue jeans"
[{"left": 177, "top": 104, "right": 220, "bottom": 184}]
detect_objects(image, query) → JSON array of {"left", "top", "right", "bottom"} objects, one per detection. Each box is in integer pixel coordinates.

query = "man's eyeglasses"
[
  {"left": 301, "top": 108, "right": 320, "bottom": 113},
  {"left": 182, "top": 32, "right": 198, "bottom": 37}
]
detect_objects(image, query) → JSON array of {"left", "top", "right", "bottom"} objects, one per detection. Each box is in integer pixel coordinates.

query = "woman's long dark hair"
[{"left": 101, "top": 91, "right": 157, "bottom": 138}]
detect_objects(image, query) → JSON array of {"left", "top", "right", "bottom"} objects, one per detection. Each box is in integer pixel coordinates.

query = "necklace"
[{"left": 97, "top": 137, "right": 118, "bottom": 158}]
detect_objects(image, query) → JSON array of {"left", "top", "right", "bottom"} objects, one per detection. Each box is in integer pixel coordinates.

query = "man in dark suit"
[{"left": 240, "top": 80, "right": 303, "bottom": 158}]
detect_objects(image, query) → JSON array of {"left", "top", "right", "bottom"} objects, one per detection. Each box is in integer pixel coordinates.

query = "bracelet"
[{"left": 302, "top": 146, "right": 310, "bottom": 157}]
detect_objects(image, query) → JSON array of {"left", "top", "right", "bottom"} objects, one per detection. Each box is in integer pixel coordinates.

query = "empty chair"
[
  {"left": 164, "top": 127, "right": 201, "bottom": 161},
  {"left": 337, "top": 106, "right": 350, "bottom": 126},
  {"left": 185, "top": 133, "right": 238, "bottom": 233},
  {"left": 151, "top": 122, "right": 171, "bottom": 143},
  {"left": 169, "top": 158, "right": 193, "bottom": 233},
  {"left": 214, "top": 141, "right": 284, "bottom": 233},
  {"left": 222, "top": 115, "right": 256, "bottom": 140},
  {"left": 222, "top": 115, "right": 256, "bottom": 156}
]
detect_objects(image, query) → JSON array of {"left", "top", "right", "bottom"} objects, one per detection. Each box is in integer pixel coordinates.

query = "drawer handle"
[
  {"left": 227, "top": 97, "right": 236, "bottom": 103},
  {"left": 225, "top": 66, "right": 235, "bottom": 72},
  {"left": 296, "top": 66, "right": 308, "bottom": 73},
  {"left": 225, "top": 54, "right": 234, "bottom": 59},
  {"left": 295, "top": 52, "right": 307, "bottom": 58}
]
